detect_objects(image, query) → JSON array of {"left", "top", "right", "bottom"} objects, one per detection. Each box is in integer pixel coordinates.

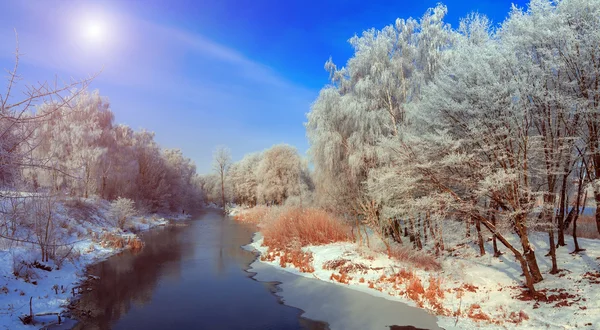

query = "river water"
[{"left": 69, "top": 209, "right": 440, "bottom": 330}]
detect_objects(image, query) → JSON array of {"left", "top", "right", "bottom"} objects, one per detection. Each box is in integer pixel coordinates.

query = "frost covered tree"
[
  {"left": 255, "top": 144, "right": 311, "bottom": 205},
  {"left": 420, "top": 36, "right": 542, "bottom": 292},
  {"left": 307, "top": 4, "right": 454, "bottom": 228},
  {"left": 109, "top": 197, "right": 137, "bottom": 229},
  {"left": 212, "top": 146, "right": 231, "bottom": 209},
  {"left": 367, "top": 0, "right": 600, "bottom": 292},
  {"left": 228, "top": 152, "right": 262, "bottom": 206},
  {"left": 0, "top": 37, "right": 93, "bottom": 191},
  {"left": 30, "top": 90, "right": 113, "bottom": 197},
  {"left": 198, "top": 173, "right": 222, "bottom": 205},
  {"left": 163, "top": 149, "right": 198, "bottom": 212},
  {"left": 24, "top": 90, "right": 202, "bottom": 213}
]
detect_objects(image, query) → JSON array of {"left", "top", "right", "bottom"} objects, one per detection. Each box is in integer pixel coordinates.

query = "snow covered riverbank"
[
  {"left": 0, "top": 198, "right": 189, "bottom": 329},
  {"left": 245, "top": 231, "right": 600, "bottom": 330}
]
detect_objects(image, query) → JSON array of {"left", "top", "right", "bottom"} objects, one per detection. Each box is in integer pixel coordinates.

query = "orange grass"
[
  {"left": 330, "top": 272, "right": 352, "bottom": 284},
  {"left": 262, "top": 207, "right": 351, "bottom": 249},
  {"left": 406, "top": 276, "right": 425, "bottom": 301},
  {"left": 127, "top": 237, "right": 144, "bottom": 252},
  {"left": 467, "top": 304, "right": 492, "bottom": 322},
  {"left": 566, "top": 215, "right": 600, "bottom": 239},
  {"left": 233, "top": 206, "right": 270, "bottom": 224},
  {"left": 387, "top": 245, "right": 441, "bottom": 271},
  {"left": 322, "top": 258, "right": 369, "bottom": 274},
  {"left": 101, "top": 233, "right": 144, "bottom": 251},
  {"left": 261, "top": 247, "right": 315, "bottom": 273},
  {"left": 100, "top": 233, "right": 126, "bottom": 249}
]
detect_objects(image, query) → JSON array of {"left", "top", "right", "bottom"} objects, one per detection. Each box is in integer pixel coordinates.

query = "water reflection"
[
  {"left": 71, "top": 225, "right": 189, "bottom": 329},
  {"left": 70, "top": 210, "right": 327, "bottom": 330}
]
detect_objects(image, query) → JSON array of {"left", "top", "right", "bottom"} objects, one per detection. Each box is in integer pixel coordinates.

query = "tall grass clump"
[
  {"left": 233, "top": 205, "right": 269, "bottom": 225},
  {"left": 566, "top": 215, "right": 600, "bottom": 239},
  {"left": 388, "top": 245, "right": 441, "bottom": 271},
  {"left": 262, "top": 207, "right": 351, "bottom": 249}
]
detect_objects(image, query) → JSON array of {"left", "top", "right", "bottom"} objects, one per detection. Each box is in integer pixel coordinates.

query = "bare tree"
[
  {"left": 0, "top": 31, "right": 96, "bottom": 192},
  {"left": 212, "top": 146, "right": 231, "bottom": 212}
]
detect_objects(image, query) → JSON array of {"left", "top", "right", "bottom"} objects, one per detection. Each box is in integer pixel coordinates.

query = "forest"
[
  {"left": 1, "top": 0, "right": 599, "bottom": 328},
  {"left": 225, "top": 0, "right": 600, "bottom": 327}
]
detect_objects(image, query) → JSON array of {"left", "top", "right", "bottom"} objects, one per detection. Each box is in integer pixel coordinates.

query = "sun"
[{"left": 83, "top": 19, "right": 107, "bottom": 44}]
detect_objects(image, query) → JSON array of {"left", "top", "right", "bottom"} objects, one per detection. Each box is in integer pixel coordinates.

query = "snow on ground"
[
  {"left": 0, "top": 198, "right": 187, "bottom": 330},
  {"left": 247, "top": 251, "right": 442, "bottom": 330},
  {"left": 245, "top": 231, "right": 600, "bottom": 330}
]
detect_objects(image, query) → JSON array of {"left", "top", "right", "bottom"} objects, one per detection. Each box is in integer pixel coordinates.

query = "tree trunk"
[
  {"left": 475, "top": 215, "right": 485, "bottom": 256},
  {"left": 423, "top": 212, "right": 429, "bottom": 245},
  {"left": 490, "top": 205, "right": 501, "bottom": 257},
  {"left": 595, "top": 189, "right": 600, "bottom": 234},
  {"left": 475, "top": 213, "right": 538, "bottom": 294},
  {"left": 556, "top": 174, "right": 568, "bottom": 246},
  {"left": 547, "top": 228, "right": 559, "bottom": 274},
  {"left": 436, "top": 221, "right": 444, "bottom": 251},
  {"left": 392, "top": 219, "right": 402, "bottom": 244},
  {"left": 415, "top": 216, "right": 422, "bottom": 250},
  {"left": 408, "top": 217, "right": 416, "bottom": 247},
  {"left": 572, "top": 173, "right": 587, "bottom": 253},
  {"left": 465, "top": 217, "right": 471, "bottom": 238},
  {"left": 429, "top": 218, "right": 439, "bottom": 256},
  {"left": 513, "top": 214, "right": 543, "bottom": 283},
  {"left": 572, "top": 212, "right": 580, "bottom": 252},
  {"left": 220, "top": 170, "right": 225, "bottom": 214},
  {"left": 520, "top": 233, "right": 544, "bottom": 283}
]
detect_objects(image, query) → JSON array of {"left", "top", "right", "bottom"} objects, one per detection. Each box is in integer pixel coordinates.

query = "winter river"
[{"left": 68, "top": 209, "right": 441, "bottom": 330}]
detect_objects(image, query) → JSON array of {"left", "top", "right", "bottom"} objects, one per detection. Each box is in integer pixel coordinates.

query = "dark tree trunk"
[
  {"left": 491, "top": 205, "right": 501, "bottom": 257},
  {"left": 429, "top": 217, "right": 439, "bottom": 255},
  {"left": 572, "top": 167, "right": 587, "bottom": 253},
  {"left": 423, "top": 212, "right": 429, "bottom": 245},
  {"left": 392, "top": 219, "right": 402, "bottom": 244},
  {"left": 436, "top": 221, "right": 444, "bottom": 251},
  {"left": 475, "top": 215, "right": 485, "bottom": 256},
  {"left": 548, "top": 228, "right": 559, "bottom": 274},
  {"left": 415, "top": 216, "right": 422, "bottom": 250},
  {"left": 515, "top": 215, "right": 543, "bottom": 283},
  {"left": 465, "top": 217, "right": 471, "bottom": 238},
  {"left": 595, "top": 191, "right": 600, "bottom": 234},
  {"left": 557, "top": 174, "right": 569, "bottom": 247},
  {"left": 220, "top": 170, "right": 225, "bottom": 215},
  {"left": 475, "top": 213, "right": 539, "bottom": 294}
]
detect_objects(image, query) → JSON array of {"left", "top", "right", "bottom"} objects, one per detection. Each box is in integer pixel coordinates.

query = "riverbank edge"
[
  {"left": 242, "top": 229, "right": 600, "bottom": 330},
  {"left": 238, "top": 228, "right": 331, "bottom": 330},
  {"left": 243, "top": 233, "right": 451, "bottom": 329},
  {"left": 0, "top": 201, "right": 191, "bottom": 330},
  {"left": 63, "top": 212, "right": 191, "bottom": 326}
]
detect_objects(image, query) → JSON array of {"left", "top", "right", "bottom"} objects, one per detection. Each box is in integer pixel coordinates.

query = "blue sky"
[{"left": 0, "top": 0, "right": 528, "bottom": 173}]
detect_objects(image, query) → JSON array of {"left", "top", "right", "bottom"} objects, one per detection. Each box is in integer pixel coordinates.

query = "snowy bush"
[{"left": 109, "top": 197, "right": 137, "bottom": 229}]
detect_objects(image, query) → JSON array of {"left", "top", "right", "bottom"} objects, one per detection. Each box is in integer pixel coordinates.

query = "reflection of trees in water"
[
  {"left": 70, "top": 213, "right": 329, "bottom": 330},
  {"left": 214, "top": 213, "right": 257, "bottom": 276},
  {"left": 221, "top": 217, "right": 259, "bottom": 266},
  {"left": 71, "top": 225, "right": 187, "bottom": 330}
]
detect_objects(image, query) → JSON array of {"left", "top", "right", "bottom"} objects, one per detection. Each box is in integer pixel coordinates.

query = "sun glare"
[{"left": 84, "top": 20, "right": 106, "bottom": 44}]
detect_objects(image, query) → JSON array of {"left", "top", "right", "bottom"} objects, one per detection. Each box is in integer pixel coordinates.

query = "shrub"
[
  {"left": 109, "top": 197, "right": 137, "bottom": 229},
  {"left": 467, "top": 304, "right": 491, "bottom": 322},
  {"left": 387, "top": 245, "right": 441, "bottom": 271},
  {"left": 323, "top": 258, "right": 369, "bottom": 274},
  {"left": 262, "top": 207, "right": 351, "bottom": 249},
  {"left": 261, "top": 246, "right": 315, "bottom": 273},
  {"left": 233, "top": 206, "right": 269, "bottom": 224},
  {"left": 406, "top": 276, "right": 425, "bottom": 301},
  {"left": 100, "top": 233, "right": 126, "bottom": 249},
  {"left": 127, "top": 237, "right": 144, "bottom": 252}
]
